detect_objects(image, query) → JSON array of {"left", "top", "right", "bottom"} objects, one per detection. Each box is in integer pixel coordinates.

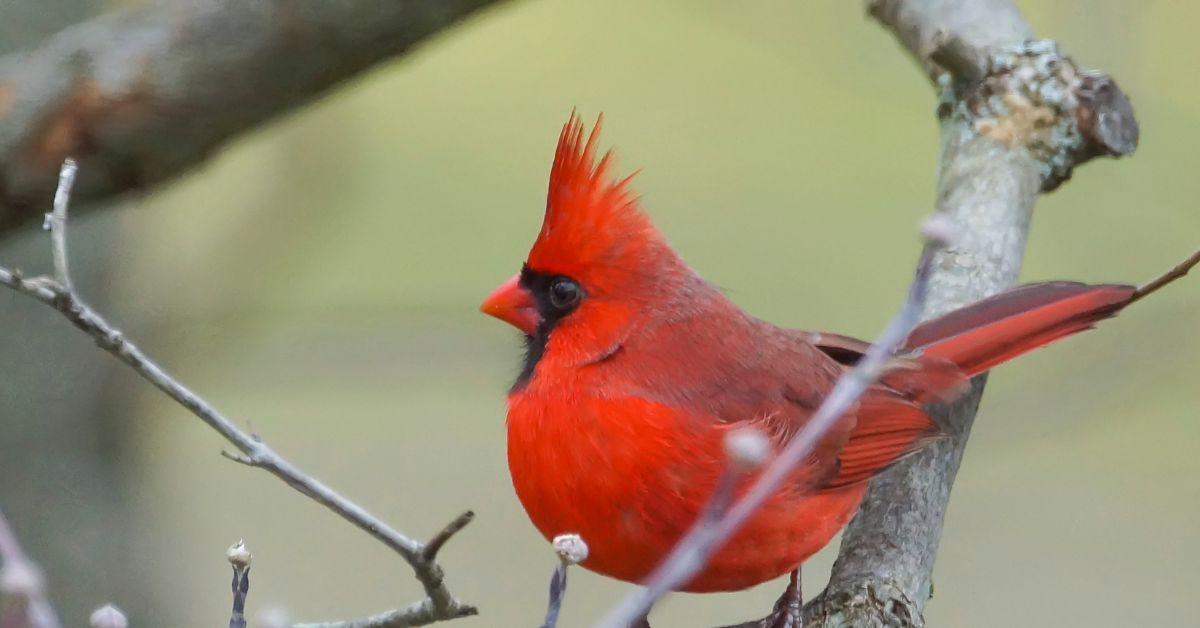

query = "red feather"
[
  {"left": 908, "top": 282, "right": 1135, "bottom": 376},
  {"left": 825, "top": 397, "right": 941, "bottom": 488}
]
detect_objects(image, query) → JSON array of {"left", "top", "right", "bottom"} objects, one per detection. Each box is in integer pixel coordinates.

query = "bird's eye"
[{"left": 548, "top": 278, "right": 583, "bottom": 310}]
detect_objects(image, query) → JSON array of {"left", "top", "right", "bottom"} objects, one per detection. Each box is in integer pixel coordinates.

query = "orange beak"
[{"left": 480, "top": 273, "right": 540, "bottom": 336}]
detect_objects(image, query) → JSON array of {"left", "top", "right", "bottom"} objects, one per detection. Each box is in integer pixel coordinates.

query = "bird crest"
[{"left": 526, "top": 113, "right": 666, "bottom": 295}]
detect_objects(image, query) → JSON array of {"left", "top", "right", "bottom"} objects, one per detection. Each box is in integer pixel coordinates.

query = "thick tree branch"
[
  {"left": 0, "top": 0, "right": 506, "bottom": 232},
  {"left": 0, "top": 161, "right": 476, "bottom": 627},
  {"left": 803, "top": 2, "right": 1139, "bottom": 625}
]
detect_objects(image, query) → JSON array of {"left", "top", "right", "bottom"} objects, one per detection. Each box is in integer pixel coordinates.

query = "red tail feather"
[
  {"left": 906, "top": 282, "right": 1135, "bottom": 376},
  {"left": 821, "top": 282, "right": 1139, "bottom": 490},
  {"left": 904, "top": 248, "right": 1199, "bottom": 377},
  {"left": 813, "top": 251, "right": 1198, "bottom": 490}
]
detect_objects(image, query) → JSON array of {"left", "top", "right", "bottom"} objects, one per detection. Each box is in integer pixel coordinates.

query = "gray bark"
[
  {"left": 804, "top": 1, "right": 1138, "bottom": 625},
  {"left": 0, "top": 0, "right": 507, "bottom": 231}
]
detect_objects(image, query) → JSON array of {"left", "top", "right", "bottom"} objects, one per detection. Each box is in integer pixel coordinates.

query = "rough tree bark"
[
  {"left": 804, "top": 2, "right": 1138, "bottom": 625},
  {"left": 0, "top": 0, "right": 508, "bottom": 232}
]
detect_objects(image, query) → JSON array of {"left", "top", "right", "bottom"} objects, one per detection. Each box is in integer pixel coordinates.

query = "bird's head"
[{"left": 481, "top": 113, "right": 688, "bottom": 384}]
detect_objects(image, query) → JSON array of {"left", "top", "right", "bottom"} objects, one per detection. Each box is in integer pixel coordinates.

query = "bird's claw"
[
  {"left": 760, "top": 605, "right": 801, "bottom": 628},
  {"left": 715, "top": 569, "right": 803, "bottom": 628}
]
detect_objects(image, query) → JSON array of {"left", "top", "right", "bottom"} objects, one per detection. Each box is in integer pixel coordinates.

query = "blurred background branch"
[
  {"left": 0, "top": 506, "right": 61, "bottom": 628},
  {"left": 0, "top": 160, "right": 476, "bottom": 626},
  {"left": 0, "top": 0, "right": 507, "bottom": 233},
  {"left": 804, "top": 1, "right": 1139, "bottom": 625}
]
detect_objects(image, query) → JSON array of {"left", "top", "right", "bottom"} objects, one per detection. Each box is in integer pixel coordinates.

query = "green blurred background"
[{"left": 1, "top": 1, "right": 1198, "bottom": 626}]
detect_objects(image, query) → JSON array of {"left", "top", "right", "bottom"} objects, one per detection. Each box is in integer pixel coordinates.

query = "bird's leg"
[
  {"left": 764, "top": 569, "right": 803, "bottom": 628},
  {"left": 715, "top": 568, "right": 803, "bottom": 628}
]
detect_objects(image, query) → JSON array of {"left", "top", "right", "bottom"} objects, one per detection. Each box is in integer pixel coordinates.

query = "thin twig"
[
  {"left": 0, "top": 160, "right": 475, "bottom": 627},
  {"left": 693, "top": 427, "right": 772, "bottom": 537},
  {"left": 597, "top": 225, "right": 949, "bottom": 628},
  {"left": 229, "top": 567, "right": 250, "bottom": 628},
  {"left": 1131, "top": 248, "right": 1200, "bottom": 303},
  {"left": 227, "top": 541, "right": 253, "bottom": 628},
  {"left": 541, "top": 563, "right": 568, "bottom": 628},
  {"left": 422, "top": 511, "right": 475, "bottom": 562},
  {"left": 0, "top": 507, "right": 61, "bottom": 628},
  {"left": 292, "top": 598, "right": 471, "bottom": 628},
  {"left": 541, "top": 534, "right": 588, "bottom": 628},
  {"left": 44, "top": 158, "right": 77, "bottom": 291}
]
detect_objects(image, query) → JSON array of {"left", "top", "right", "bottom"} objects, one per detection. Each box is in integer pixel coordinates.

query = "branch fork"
[
  {"left": 0, "top": 159, "right": 477, "bottom": 628},
  {"left": 930, "top": 36, "right": 1137, "bottom": 190}
]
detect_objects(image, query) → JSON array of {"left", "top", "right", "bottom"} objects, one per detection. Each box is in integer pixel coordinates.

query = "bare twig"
[
  {"left": 1131, "top": 248, "right": 1200, "bottom": 303},
  {"left": 541, "top": 565, "right": 568, "bottom": 628},
  {"left": 292, "top": 599, "right": 472, "bottom": 628},
  {"left": 227, "top": 541, "right": 253, "bottom": 628},
  {"left": 542, "top": 535, "right": 589, "bottom": 628},
  {"left": 598, "top": 223, "right": 951, "bottom": 628},
  {"left": 44, "top": 158, "right": 76, "bottom": 291},
  {"left": 0, "top": 160, "right": 476, "bottom": 627},
  {"left": 229, "top": 568, "right": 250, "bottom": 628},
  {"left": 421, "top": 511, "right": 475, "bottom": 563},
  {"left": 0, "top": 507, "right": 60, "bottom": 628}
]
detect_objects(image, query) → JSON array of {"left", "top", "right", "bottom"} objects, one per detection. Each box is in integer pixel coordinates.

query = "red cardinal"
[{"left": 481, "top": 114, "right": 1196, "bottom": 626}]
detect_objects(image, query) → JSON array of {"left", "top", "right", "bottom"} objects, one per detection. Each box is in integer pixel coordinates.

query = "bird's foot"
[
  {"left": 716, "top": 569, "right": 803, "bottom": 628},
  {"left": 761, "top": 571, "right": 803, "bottom": 628}
]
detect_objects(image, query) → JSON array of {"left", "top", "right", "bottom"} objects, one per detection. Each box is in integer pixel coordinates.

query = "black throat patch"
[{"left": 511, "top": 267, "right": 580, "bottom": 391}]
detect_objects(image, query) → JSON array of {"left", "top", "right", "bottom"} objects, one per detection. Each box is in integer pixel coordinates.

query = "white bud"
[
  {"left": 724, "top": 426, "right": 770, "bottom": 472},
  {"left": 256, "top": 606, "right": 291, "bottom": 628},
  {"left": 89, "top": 604, "right": 128, "bottom": 628},
  {"left": 919, "top": 214, "right": 959, "bottom": 249},
  {"left": 226, "top": 539, "right": 252, "bottom": 569},
  {"left": 552, "top": 533, "right": 589, "bottom": 565},
  {"left": 0, "top": 559, "right": 44, "bottom": 596}
]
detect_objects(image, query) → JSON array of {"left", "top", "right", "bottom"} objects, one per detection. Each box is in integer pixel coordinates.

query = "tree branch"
[
  {"left": 0, "top": 160, "right": 476, "bottom": 627},
  {"left": 803, "top": 2, "right": 1139, "bottom": 625},
  {"left": 540, "top": 534, "right": 589, "bottom": 628},
  {"left": 0, "top": 0, "right": 507, "bottom": 232}
]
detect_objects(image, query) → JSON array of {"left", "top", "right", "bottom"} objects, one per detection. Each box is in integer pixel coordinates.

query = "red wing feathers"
[{"left": 823, "top": 396, "right": 942, "bottom": 489}]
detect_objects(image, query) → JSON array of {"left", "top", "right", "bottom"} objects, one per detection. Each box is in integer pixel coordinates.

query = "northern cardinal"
[{"left": 481, "top": 113, "right": 1196, "bottom": 626}]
